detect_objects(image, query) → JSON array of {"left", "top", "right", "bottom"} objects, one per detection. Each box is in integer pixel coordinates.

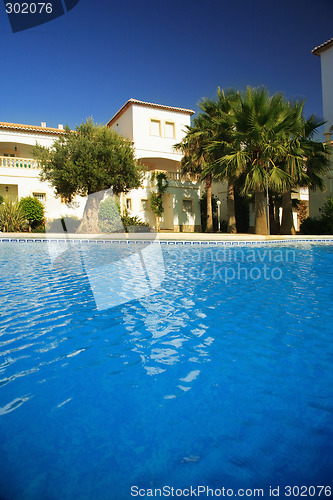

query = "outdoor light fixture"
[{"left": 5, "top": 186, "right": 8, "bottom": 192}]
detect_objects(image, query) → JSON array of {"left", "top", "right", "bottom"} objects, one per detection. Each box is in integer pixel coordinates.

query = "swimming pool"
[{"left": 0, "top": 240, "right": 332, "bottom": 499}]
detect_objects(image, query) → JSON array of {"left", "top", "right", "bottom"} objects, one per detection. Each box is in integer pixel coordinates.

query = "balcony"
[
  {"left": 149, "top": 169, "right": 200, "bottom": 183},
  {"left": 0, "top": 156, "right": 39, "bottom": 169}
]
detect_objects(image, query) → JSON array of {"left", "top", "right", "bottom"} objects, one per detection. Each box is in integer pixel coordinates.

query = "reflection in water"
[
  {"left": 48, "top": 237, "right": 165, "bottom": 311},
  {"left": 2, "top": 242, "right": 331, "bottom": 413},
  {"left": 0, "top": 242, "right": 216, "bottom": 414},
  {"left": 119, "top": 258, "right": 214, "bottom": 396}
]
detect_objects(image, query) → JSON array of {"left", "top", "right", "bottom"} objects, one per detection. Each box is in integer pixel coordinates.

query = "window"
[
  {"left": 165, "top": 121, "right": 175, "bottom": 139},
  {"left": 150, "top": 119, "right": 161, "bottom": 137},
  {"left": 126, "top": 198, "right": 132, "bottom": 211},
  {"left": 141, "top": 199, "right": 149, "bottom": 211},
  {"left": 33, "top": 193, "right": 46, "bottom": 202},
  {"left": 4, "top": 153, "right": 15, "bottom": 157},
  {"left": 183, "top": 199, "right": 193, "bottom": 212}
]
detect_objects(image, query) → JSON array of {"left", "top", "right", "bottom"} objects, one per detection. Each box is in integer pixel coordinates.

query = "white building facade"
[
  {"left": 310, "top": 38, "right": 333, "bottom": 216},
  {"left": 0, "top": 121, "right": 85, "bottom": 220},
  {"left": 107, "top": 99, "right": 203, "bottom": 231}
]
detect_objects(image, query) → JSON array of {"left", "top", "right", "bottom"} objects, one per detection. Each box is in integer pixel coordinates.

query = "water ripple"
[
  {"left": 0, "top": 242, "right": 332, "bottom": 499},
  {"left": 0, "top": 394, "right": 32, "bottom": 415}
]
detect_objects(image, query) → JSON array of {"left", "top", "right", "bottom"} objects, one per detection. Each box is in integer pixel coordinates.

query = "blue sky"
[{"left": 0, "top": 0, "right": 332, "bottom": 134}]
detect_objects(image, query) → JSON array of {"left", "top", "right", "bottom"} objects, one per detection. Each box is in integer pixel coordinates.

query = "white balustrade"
[
  {"left": 0, "top": 156, "right": 39, "bottom": 169},
  {"left": 149, "top": 169, "right": 199, "bottom": 183}
]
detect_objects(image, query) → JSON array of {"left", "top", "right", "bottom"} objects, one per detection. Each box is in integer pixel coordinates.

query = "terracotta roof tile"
[{"left": 0, "top": 121, "right": 66, "bottom": 134}]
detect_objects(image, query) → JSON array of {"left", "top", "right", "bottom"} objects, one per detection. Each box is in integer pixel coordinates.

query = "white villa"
[
  {"left": 310, "top": 37, "right": 333, "bottom": 216},
  {"left": 0, "top": 99, "right": 230, "bottom": 232},
  {"left": 107, "top": 99, "right": 201, "bottom": 231}
]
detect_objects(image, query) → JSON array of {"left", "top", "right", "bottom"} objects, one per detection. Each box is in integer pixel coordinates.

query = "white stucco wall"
[
  {"left": 320, "top": 47, "right": 333, "bottom": 133},
  {"left": 131, "top": 104, "right": 191, "bottom": 161},
  {"left": 0, "top": 129, "right": 60, "bottom": 149},
  {"left": 310, "top": 43, "right": 333, "bottom": 216},
  {"left": 129, "top": 104, "right": 201, "bottom": 231},
  {"left": 0, "top": 166, "right": 85, "bottom": 220},
  {"left": 0, "top": 127, "right": 85, "bottom": 220},
  {"left": 170, "top": 185, "right": 201, "bottom": 230},
  {"left": 120, "top": 173, "right": 201, "bottom": 232},
  {"left": 109, "top": 102, "right": 202, "bottom": 231},
  {"left": 110, "top": 107, "right": 134, "bottom": 142},
  {"left": 309, "top": 170, "right": 333, "bottom": 217},
  {"left": 211, "top": 181, "right": 229, "bottom": 221}
]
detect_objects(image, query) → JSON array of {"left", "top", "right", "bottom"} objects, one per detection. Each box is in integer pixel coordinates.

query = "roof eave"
[
  {"left": 0, "top": 122, "right": 65, "bottom": 135},
  {"left": 107, "top": 98, "right": 195, "bottom": 128},
  {"left": 312, "top": 38, "right": 333, "bottom": 56}
]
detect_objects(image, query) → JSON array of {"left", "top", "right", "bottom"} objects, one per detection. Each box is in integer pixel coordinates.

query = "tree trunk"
[
  {"left": 205, "top": 174, "right": 213, "bottom": 233},
  {"left": 274, "top": 198, "right": 281, "bottom": 234},
  {"left": 268, "top": 193, "right": 276, "bottom": 234},
  {"left": 156, "top": 215, "right": 161, "bottom": 231},
  {"left": 227, "top": 182, "right": 237, "bottom": 233},
  {"left": 254, "top": 189, "right": 268, "bottom": 235},
  {"left": 77, "top": 190, "right": 106, "bottom": 234},
  {"left": 269, "top": 192, "right": 280, "bottom": 235},
  {"left": 280, "top": 190, "right": 296, "bottom": 235}
]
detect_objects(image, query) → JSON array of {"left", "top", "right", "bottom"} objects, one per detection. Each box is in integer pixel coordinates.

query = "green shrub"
[
  {"left": 31, "top": 223, "right": 46, "bottom": 233},
  {"left": 150, "top": 172, "right": 169, "bottom": 219},
  {"left": 300, "top": 217, "right": 328, "bottom": 235},
  {"left": 46, "top": 216, "right": 81, "bottom": 233},
  {"left": 0, "top": 195, "right": 4, "bottom": 205},
  {"left": 320, "top": 197, "right": 333, "bottom": 221},
  {"left": 0, "top": 198, "right": 27, "bottom": 232},
  {"left": 121, "top": 210, "right": 150, "bottom": 232},
  {"left": 19, "top": 196, "right": 45, "bottom": 231},
  {"left": 300, "top": 198, "right": 333, "bottom": 235},
  {"left": 98, "top": 197, "right": 151, "bottom": 233},
  {"left": 98, "top": 197, "right": 124, "bottom": 232}
]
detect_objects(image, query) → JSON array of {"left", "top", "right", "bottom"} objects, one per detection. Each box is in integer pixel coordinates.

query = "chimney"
[
  {"left": 58, "top": 124, "right": 64, "bottom": 130},
  {"left": 41, "top": 122, "right": 46, "bottom": 128}
]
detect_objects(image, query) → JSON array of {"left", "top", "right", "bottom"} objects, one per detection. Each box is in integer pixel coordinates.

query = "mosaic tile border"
[{"left": 1, "top": 237, "right": 332, "bottom": 246}]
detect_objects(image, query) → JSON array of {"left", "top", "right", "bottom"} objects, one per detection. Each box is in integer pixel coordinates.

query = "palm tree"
[
  {"left": 280, "top": 114, "right": 330, "bottom": 234},
  {"left": 178, "top": 87, "right": 319, "bottom": 236},
  {"left": 176, "top": 88, "right": 245, "bottom": 233},
  {"left": 243, "top": 88, "right": 302, "bottom": 234},
  {"left": 201, "top": 88, "right": 242, "bottom": 233},
  {"left": 217, "top": 87, "right": 301, "bottom": 235},
  {"left": 273, "top": 100, "right": 305, "bottom": 235}
]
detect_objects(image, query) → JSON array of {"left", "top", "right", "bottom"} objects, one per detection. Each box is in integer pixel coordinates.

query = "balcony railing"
[
  {"left": 0, "top": 156, "right": 39, "bottom": 169},
  {"left": 150, "top": 169, "right": 200, "bottom": 182}
]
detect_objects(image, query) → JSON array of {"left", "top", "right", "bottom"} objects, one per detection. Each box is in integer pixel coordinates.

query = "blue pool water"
[{"left": 0, "top": 241, "right": 332, "bottom": 499}]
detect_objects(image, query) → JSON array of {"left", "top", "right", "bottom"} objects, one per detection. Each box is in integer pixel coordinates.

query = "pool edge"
[{"left": 1, "top": 232, "right": 332, "bottom": 245}]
